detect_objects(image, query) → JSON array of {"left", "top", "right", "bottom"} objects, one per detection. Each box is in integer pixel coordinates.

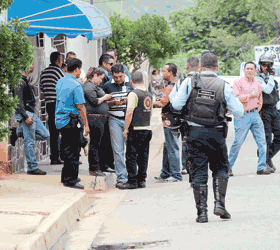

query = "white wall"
[{"left": 67, "top": 35, "right": 90, "bottom": 74}]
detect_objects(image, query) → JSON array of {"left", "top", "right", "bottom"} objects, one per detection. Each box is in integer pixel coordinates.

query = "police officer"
[
  {"left": 121, "top": 71, "right": 153, "bottom": 189},
  {"left": 171, "top": 52, "right": 244, "bottom": 223},
  {"left": 255, "top": 53, "right": 280, "bottom": 172}
]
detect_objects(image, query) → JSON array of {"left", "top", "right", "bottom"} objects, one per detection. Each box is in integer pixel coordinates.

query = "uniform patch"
[
  {"left": 165, "top": 120, "right": 171, "bottom": 126},
  {"left": 144, "top": 96, "right": 152, "bottom": 110},
  {"left": 197, "top": 89, "right": 215, "bottom": 100}
]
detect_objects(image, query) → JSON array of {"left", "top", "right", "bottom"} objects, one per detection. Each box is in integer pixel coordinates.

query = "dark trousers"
[
  {"left": 99, "top": 119, "right": 115, "bottom": 170},
  {"left": 186, "top": 127, "right": 229, "bottom": 185},
  {"left": 60, "top": 120, "right": 81, "bottom": 185},
  {"left": 88, "top": 115, "right": 107, "bottom": 171},
  {"left": 126, "top": 130, "right": 152, "bottom": 185},
  {"left": 46, "top": 102, "right": 60, "bottom": 161},
  {"left": 262, "top": 107, "right": 280, "bottom": 159}
]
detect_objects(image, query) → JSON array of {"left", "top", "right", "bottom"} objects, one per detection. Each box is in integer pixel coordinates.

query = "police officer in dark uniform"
[
  {"left": 171, "top": 52, "right": 244, "bottom": 223},
  {"left": 255, "top": 53, "right": 280, "bottom": 172}
]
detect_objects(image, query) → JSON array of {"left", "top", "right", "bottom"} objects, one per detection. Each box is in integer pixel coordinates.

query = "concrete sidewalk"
[{"left": 0, "top": 109, "right": 163, "bottom": 250}]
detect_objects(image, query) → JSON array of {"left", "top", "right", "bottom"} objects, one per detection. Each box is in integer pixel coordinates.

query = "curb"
[{"left": 16, "top": 192, "right": 89, "bottom": 250}]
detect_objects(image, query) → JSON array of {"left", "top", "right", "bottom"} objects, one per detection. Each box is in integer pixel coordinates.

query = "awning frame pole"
[
  {"left": 27, "top": 14, "right": 103, "bottom": 23},
  {"left": 18, "top": 3, "right": 74, "bottom": 21}
]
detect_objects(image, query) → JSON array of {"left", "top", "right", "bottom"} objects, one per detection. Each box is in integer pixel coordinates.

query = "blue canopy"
[{"left": 8, "top": 0, "right": 112, "bottom": 40}]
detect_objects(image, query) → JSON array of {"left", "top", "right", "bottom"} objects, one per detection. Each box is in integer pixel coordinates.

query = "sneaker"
[
  {"left": 103, "top": 167, "right": 115, "bottom": 173},
  {"left": 138, "top": 181, "right": 146, "bottom": 188},
  {"left": 154, "top": 176, "right": 168, "bottom": 181},
  {"left": 117, "top": 182, "right": 138, "bottom": 190},
  {"left": 164, "top": 176, "right": 181, "bottom": 182},
  {"left": 267, "top": 158, "right": 276, "bottom": 171},
  {"left": 181, "top": 169, "right": 188, "bottom": 175},
  {"left": 116, "top": 182, "right": 125, "bottom": 188},
  {"left": 228, "top": 169, "right": 234, "bottom": 177},
  {"left": 27, "top": 168, "right": 46, "bottom": 175},
  {"left": 257, "top": 168, "right": 272, "bottom": 175}
]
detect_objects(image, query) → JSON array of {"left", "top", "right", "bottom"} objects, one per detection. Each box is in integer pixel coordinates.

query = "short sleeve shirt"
[
  {"left": 55, "top": 74, "right": 85, "bottom": 129},
  {"left": 126, "top": 85, "right": 152, "bottom": 130}
]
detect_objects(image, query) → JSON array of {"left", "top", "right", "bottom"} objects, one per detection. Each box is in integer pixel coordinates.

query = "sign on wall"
[{"left": 255, "top": 45, "right": 280, "bottom": 63}]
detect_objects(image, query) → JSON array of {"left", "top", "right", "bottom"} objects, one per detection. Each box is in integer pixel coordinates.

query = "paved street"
[{"left": 52, "top": 110, "right": 280, "bottom": 250}]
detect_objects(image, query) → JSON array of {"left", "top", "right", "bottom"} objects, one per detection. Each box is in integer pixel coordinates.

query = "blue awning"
[{"left": 8, "top": 0, "right": 112, "bottom": 40}]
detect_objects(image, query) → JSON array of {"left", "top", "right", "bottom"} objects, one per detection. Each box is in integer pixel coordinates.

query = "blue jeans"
[
  {"left": 109, "top": 116, "right": 128, "bottom": 183},
  {"left": 160, "top": 128, "right": 182, "bottom": 180},
  {"left": 16, "top": 111, "right": 50, "bottom": 171},
  {"left": 229, "top": 110, "right": 267, "bottom": 171}
]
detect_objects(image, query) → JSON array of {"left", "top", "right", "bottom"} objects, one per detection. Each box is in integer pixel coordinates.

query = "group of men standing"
[
  {"left": 10, "top": 47, "right": 280, "bottom": 223},
  {"left": 156, "top": 52, "right": 280, "bottom": 223}
]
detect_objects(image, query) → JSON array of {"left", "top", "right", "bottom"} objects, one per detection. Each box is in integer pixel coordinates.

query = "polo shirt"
[{"left": 55, "top": 74, "right": 85, "bottom": 129}]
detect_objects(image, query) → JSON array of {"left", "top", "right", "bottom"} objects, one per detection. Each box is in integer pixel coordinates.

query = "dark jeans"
[
  {"left": 186, "top": 127, "right": 229, "bottom": 185},
  {"left": 126, "top": 130, "right": 152, "bottom": 185},
  {"left": 262, "top": 107, "right": 280, "bottom": 159},
  {"left": 99, "top": 119, "right": 115, "bottom": 170},
  {"left": 60, "top": 119, "right": 81, "bottom": 186},
  {"left": 88, "top": 115, "right": 107, "bottom": 171},
  {"left": 46, "top": 102, "right": 60, "bottom": 161}
]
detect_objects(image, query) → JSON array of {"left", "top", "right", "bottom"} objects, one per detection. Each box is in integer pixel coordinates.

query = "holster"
[{"left": 223, "top": 124, "right": 229, "bottom": 139}]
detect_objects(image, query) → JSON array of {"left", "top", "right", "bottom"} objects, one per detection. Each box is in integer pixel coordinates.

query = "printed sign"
[
  {"left": 255, "top": 45, "right": 280, "bottom": 63},
  {"left": 197, "top": 90, "right": 215, "bottom": 100}
]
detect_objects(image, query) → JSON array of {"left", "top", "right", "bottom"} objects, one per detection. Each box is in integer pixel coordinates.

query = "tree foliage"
[
  {"left": 169, "top": 0, "right": 280, "bottom": 75},
  {"left": 0, "top": 6, "right": 35, "bottom": 141},
  {"left": 106, "top": 13, "right": 180, "bottom": 71}
]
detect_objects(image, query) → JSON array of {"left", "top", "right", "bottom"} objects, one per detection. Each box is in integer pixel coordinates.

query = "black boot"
[
  {"left": 193, "top": 184, "right": 208, "bottom": 223},
  {"left": 213, "top": 176, "right": 231, "bottom": 219}
]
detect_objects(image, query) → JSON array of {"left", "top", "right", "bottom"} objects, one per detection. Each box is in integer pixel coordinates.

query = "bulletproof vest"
[
  {"left": 130, "top": 89, "right": 153, "bottom": 127},
  {"left": 182, "top": 74, "right": 227, "bottom": 126},
  {"left": 256, "top": 72, "right": 279, "bottom": 105}
]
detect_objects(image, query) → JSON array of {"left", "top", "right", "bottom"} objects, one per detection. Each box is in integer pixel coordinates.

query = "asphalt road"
[{"left": 53, "top": 110, "right": 280, "bottom": 250}]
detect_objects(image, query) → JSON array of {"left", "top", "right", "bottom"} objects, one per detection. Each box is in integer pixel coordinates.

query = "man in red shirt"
[{"left": 228, "top": 61, "right": 273, "bottom": 175}]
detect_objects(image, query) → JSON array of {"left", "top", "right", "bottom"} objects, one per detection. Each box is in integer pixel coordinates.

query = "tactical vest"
[
  {"left": 130, "top": 89, "right": 153, "bottom": 127},
  {"left": 182, "top": 74, "right": 227, "bottom": 126},
  {"left": 256, "top": 72, "right": 279, "bottom": 106}
]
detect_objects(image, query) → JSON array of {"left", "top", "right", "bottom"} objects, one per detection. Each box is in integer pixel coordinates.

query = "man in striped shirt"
[{"left": 40, "top": 51, "right": 65, "bottom": 165}]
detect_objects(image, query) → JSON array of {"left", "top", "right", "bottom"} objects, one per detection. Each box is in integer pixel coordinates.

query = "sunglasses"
[
  {"left": 261, "top": 63, "right": 272, "bottom": 67},
  {"left": 107, "top": 62, "right": 114, "bottom": 66}
]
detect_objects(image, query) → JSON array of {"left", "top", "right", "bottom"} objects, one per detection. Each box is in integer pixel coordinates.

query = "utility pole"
[{"left": 120, "top": 0, "right": 123, "bottom": 17}]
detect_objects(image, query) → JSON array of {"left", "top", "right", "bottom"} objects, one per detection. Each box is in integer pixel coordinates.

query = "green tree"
[
  {"left": 169, "top": 0, "right": 279, "bottom": 75},
  {"left": 107, "top": 13, "right": 180, "bottom": 71},
  {"left": 0, "top": 2, "right": 35, "bottom": 142}
]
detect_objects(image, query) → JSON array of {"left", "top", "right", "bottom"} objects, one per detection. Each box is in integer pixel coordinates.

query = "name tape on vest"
[{"left": 197, "top": 90, "right": 215, "bottom": 100}]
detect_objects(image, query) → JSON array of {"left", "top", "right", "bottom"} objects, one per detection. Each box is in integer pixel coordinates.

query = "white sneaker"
[
  {"left": 164, "top": 176, "right": 181, "bottom": 182},
  {"left": 181, "top": 169, "right": 188, "bottom": 175}
]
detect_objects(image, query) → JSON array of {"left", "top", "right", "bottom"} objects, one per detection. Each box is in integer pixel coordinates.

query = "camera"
[{"left": 266, "top": 66, "right": 275, "bottom": 75}]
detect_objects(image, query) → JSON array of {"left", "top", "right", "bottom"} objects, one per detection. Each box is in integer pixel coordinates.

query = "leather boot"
[
  {"left": 193, "top": 184, "right": 208, "bottom": 223},
  {"left": 213, "top": 176, "right": 231, "bottom": 219}
]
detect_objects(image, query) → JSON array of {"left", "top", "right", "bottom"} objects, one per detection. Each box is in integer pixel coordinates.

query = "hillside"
[{"left": 80, "top": 0, "right": 195, "bottom": 19}]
